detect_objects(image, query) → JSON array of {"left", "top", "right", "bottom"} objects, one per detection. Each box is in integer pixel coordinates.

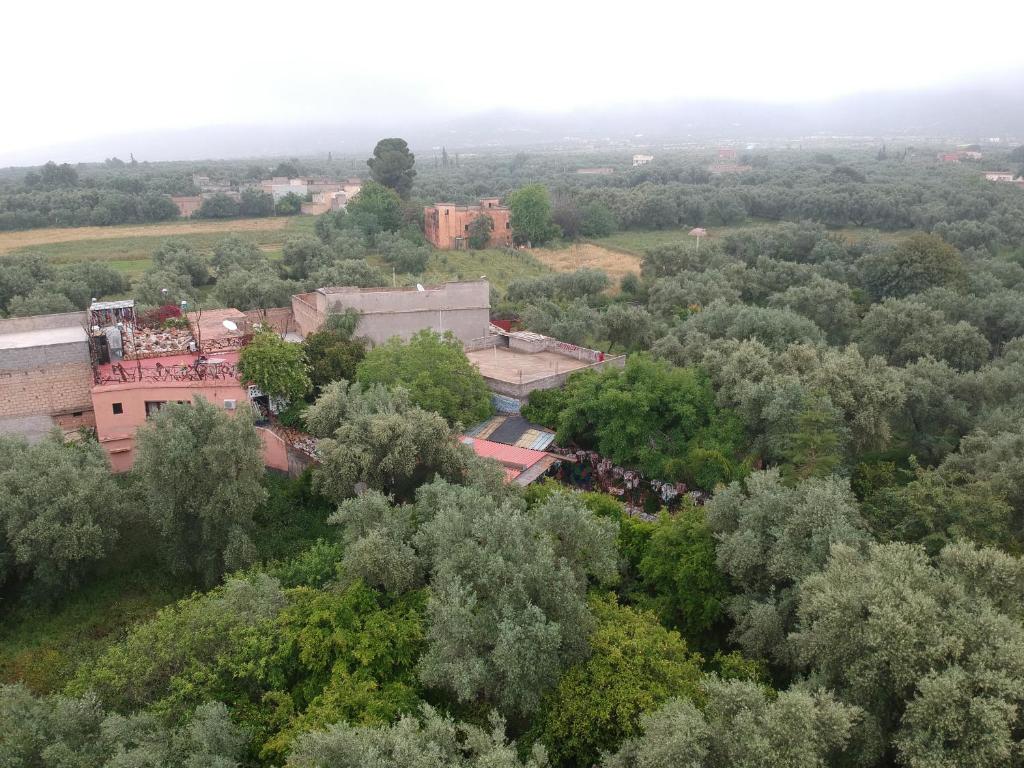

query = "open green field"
[
  {"left": 417, "top": 247, "right": 551, "bottom": 292},
  {"left": 0, "top": 216, "right": 318, "bottom": 281}
]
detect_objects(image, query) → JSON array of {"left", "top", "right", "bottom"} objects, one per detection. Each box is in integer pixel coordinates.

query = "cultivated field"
[
  {"left": 0, "top": 217, "right": 317, "bottom": 280},
  {"left": 530, "top": 242, "right": 642, "bottom": 288}
]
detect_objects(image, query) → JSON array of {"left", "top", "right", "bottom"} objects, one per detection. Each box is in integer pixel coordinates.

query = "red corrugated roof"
[{"left": 460, "top": 436, "right": 548, "bottom": 471}]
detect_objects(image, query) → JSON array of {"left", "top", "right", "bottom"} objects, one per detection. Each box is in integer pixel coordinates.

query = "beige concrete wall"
[{"left": 294, "top": 281, "right": 491, "bottom": 345}]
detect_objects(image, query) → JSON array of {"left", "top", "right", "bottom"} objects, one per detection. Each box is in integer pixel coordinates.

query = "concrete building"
[
  {"left": 464, "top": 328, "right": 625, "bottom": 411},
  {"left": 576, "top": 167, "right": 615, "bottom": 175},
  {"left": 424, "top": 199, "right": 512, "bottom": 250},
  {"left": 292, "top": 280, "right": 491, "bottom": 344},
  {"left": 0, "top": 312, "right": 95, "bottom": 442},
  {"left": 984, "top": 171, "right": 1017, "bottom": 182},
  {"left": 632, "top": 154, "right": 654, "bottom": 167}
]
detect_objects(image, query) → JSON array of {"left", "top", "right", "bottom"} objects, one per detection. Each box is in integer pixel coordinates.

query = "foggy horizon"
[{"left": 4, "top": 0, "right": 1024, "bottom": 166}]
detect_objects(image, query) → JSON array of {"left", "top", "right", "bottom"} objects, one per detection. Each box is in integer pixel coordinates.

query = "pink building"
[{"left": 88, "top": 310, "right": 289, "bottom": 473}]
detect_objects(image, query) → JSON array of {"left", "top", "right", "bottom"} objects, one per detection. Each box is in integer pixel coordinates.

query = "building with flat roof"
[
  {"left": 424, "top": 199, "right": 512, "bottom": 250},
  {"left": 0, "top": 312, "right": 94, "bottom": 442},
  {"left": 86, "top": 304, "right": 287, "bottom": 473},
  {"left": 291, "top": 280, "right": 491, "bottom": 344},
  {"left": 632, "top": 154, "right": 654, "bottom": 167},
  {"left": 464, "top": 328, "right": 625, "bottom": 409}
]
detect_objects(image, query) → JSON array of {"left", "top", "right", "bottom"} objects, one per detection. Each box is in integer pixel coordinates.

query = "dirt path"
[
  {"left": 0, "top": 218, "right": 291, "bottom": 254},
  {"left": 528, "top": 243, "right": 642, "bottom": 287}
]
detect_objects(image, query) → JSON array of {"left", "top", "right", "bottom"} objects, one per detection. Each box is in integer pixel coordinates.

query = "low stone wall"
[{"left": 463, "top": 334, "right": 502, "bottom": 352}]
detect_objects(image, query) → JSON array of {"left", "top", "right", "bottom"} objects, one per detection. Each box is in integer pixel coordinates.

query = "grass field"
[
  {"left": 0, "top": 217, "right": 318, "bottom": 281},
  {"left": 418, "top": 247, "right": 552, "bottom": 292}
]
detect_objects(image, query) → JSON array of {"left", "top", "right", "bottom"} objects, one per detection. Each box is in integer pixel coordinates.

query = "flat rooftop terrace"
[
  {"left": 0, "top": 325, "right": 87, "bottom": 350},
  {"left": 466, "top": 346, "right": 591, "bottom": 384}
]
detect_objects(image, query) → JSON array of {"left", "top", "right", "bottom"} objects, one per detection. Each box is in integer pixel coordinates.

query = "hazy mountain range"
[{"left": 5, "top": 74, "right": 1022, "bottom": 167}]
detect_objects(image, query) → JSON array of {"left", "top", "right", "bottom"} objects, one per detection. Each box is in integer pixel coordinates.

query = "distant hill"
[{"left": 4, "top": 73, "right": 1022, "bottom": 166}]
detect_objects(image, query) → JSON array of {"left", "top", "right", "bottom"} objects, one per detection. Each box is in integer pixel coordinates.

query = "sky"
[{"left": 3, "top": 0, "right": 1023, "bottom": 163}]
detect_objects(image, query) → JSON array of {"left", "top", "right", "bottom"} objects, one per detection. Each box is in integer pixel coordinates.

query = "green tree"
[
  {"left": 210, "top": 235, "right": 269, "bottom": 274},
  {"left": 313, "top": 404, "right": 471, "bottom": 503},
  {"left": 534, "top": 596, "right": 703, "bottom": 768},
  {"left": 132, "top": 399, "right": 266, "bottom": 586},
  {"left": 705, "top": 470, "right": 869, "bottom": 666},
  {"left": 414, "top": 484, "right": 618, "bottom": 716},
  {"left": 302, "top": 315, "right": 367, "bottom": 392},
  {"left": 794, "top": 541, "right": 1024, "bottom": 767},
  {"left": 6, "top": 289, "right": 76, "bottom": 316},
  {"left": 0, "top": 684, "right": 247, "bottom": 768},
  {"left": 345, "top": 180, "right": 404, "bottom": 233},
  {"left": 579, "top": 201, "right": 617, "bottom": 236},
  {"left": 356, "top": 330, "right": 492, "bottom": 426},
  {"left": 239, "top": 187, "right": 275, "bottom": 217},
  {"left": 523, "top": 355, "right": 742, "bottom": 488},
  {"left": 0, "top": 435, "right": 124, "bottom": 598},
  {"left": 195, "top": 192, "right": 240, "bottom": 219},
  {"left": 287, "top": 704, "right": 547, "bottom": 768},
  {"left": 281, "top": 235, "right": 330, "bottom": 279},
  {"left": 214, "top": 267, "right": 296, "bottom": 312},
  {"left": 239, "top": 329, "right": 312, "bottom": 402},
  {"left": 152, "top": 239, "right": 211, "bottom": 287},
  {"left": 366, "top": 138, "right": 417, "bottom": 198},
  {"left": 636, "top": 504, "right": 728, "bottom": 645},
  {"left": 276, "top": 191, "right": 304, "bottom": 216},
  {"left": 467, "top": 213, "right": 494, "bottom": 249},
  {"left": 602, "top": 677, "right": 859, "bottom": 768},
  {"left": 508, "top": 184, "right": 561, "bottom": 245},
  {"left": 780, "top": 391, "right": 844, "bottom": 481},
  {"left": 859, "top": 232, "right": 966, "bottom": 299}
]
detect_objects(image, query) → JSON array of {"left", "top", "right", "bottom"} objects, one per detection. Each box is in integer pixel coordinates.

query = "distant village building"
[
  {"left": 717, "top": 148, "right": 737, "bottom": 160},
  {"left": 939, "top": 152, "right": 962, "bottom": 163},
  {"left": 170, "top": 195, "right": 202, "bottom": 218},
  {"left": 707, "top": 163, "right": 752, "bottom": 175},
  {"left": 300, "top": 181, "right": 362, "bottom": 215},
  {"left": 576, "top": 167, "right": 615, "bottom": 175},
  {"left": 632, "top": 154, "right": 654, "bottom": 167},
  {"left": 984, "top": 171, "right": 1017, "bottom": 182},
  {"left": 423, "top": 199, "right": 512, "bottom": 250},
  {"left": 292, "top": 280, "right": 492, "bottom": 343}
]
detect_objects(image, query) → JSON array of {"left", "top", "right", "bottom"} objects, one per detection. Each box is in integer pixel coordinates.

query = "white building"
[{"left": 632, "top": 154, "right": 654, "bottom": 167}]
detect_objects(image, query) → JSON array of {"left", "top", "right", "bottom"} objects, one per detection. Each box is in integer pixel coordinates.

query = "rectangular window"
[
  {"left": 145, "top": 401, "right": 167, "bottom": 418},
  {"left": 112, "top": 402, "right": 123, "bottom": 415}
]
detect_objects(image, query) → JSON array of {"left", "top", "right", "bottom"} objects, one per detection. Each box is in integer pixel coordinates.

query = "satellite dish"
[
  {"left": 416, "top": 283, "right": 425, "bottom": 292},
  {"left": 222, "top": 319, "right": 238, "bottom": 332}
]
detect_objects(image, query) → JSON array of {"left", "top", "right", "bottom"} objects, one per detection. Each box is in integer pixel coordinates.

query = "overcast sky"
[{"left": 3, "top": 0, "right": 1023, "bottom": 162}]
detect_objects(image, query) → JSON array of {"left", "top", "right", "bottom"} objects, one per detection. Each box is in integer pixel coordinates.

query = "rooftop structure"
[
  {"left": 424, "top": 199, "right": 512, "bottom": 250},
  {"left": 291, "top": 280, "right": 491, "bottom": 344},
  {"left": 459, "top": 436, "right": 561, "bottom": 486},
  {"left": 984, "top": 171, "right": 1018, "bottom": 182},
  {"left": 632, "top": 154, "right": 654, "bottom": 167},
  {"left": 464, "top": 414, "right": 555, "bottom": 451},
  {"left": 464, "top": 328, "right": 625, "bottom": 408},
  {"left": 576, "top": 167, "right": 615, "bottom": 175}
]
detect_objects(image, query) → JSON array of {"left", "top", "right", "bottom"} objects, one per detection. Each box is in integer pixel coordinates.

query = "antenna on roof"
[
  {"left": 222, "top": 319, "right": 238, "bottom": 332},
  {"left": 416, "top": 283, "right": 425, "bottom": 292}
]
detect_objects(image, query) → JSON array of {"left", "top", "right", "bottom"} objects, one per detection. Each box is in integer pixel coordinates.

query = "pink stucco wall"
[
  {"left": 257, "top": 427, "right": 290, "bottom": 473},
  {"left": 91, "top": 380, "right": 256, "bottom": 472}
]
